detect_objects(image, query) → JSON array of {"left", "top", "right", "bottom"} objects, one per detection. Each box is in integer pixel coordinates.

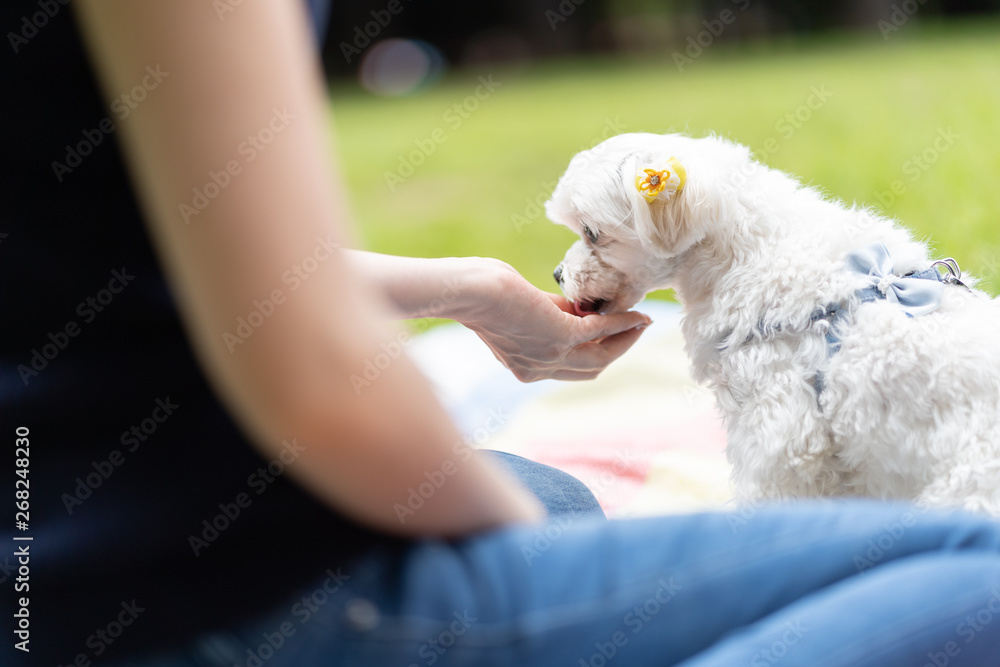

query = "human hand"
[{"left": 458, "top": 259, "right": 652, "bottom": 382}]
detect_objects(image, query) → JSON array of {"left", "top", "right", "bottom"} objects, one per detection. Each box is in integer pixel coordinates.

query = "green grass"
[{"left": 329, "top": 20, "right": 1000, "bottom": 298}]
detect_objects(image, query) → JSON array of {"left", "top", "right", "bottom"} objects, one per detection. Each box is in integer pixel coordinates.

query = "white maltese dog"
[{"left": 548, "top": 132, "right": 1000, "bottom": 514}]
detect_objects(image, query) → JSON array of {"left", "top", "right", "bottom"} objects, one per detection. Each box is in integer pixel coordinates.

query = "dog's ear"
[
  {"left": 628, "top": 149, "right": 741, "bottom": 256},
  {"left": 546, "top": 145, "right": 631, "bottom": 233}
]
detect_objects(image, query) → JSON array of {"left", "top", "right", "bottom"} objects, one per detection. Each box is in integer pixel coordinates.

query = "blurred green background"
[{"left": 330, "top": 21, "right": 1000, "bottom": 299}]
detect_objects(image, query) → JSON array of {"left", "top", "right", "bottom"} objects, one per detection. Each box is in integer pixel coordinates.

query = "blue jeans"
[
  {"left": 111, "top": 453, "right": 1000, "bottom": 667},
  {"left": 489, "top": 450, "right": 607, "bottom": 519}
]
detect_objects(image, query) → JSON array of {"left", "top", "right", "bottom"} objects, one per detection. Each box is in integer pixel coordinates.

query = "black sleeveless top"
[{"left": 0, "top": 2, "right": 384, "bottom": 663}]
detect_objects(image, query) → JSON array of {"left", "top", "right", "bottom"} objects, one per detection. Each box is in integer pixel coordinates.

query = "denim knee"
[{"left": 484, "top": 450, "right": 606, "bottom": 519}]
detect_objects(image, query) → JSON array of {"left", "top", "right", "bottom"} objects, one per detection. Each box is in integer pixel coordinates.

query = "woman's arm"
[
  {"left": 346, "top": 251, "right": 652, "bottom": 381},
  {"left": 74, "top": 0, "right": 543, "bottom": 536}
]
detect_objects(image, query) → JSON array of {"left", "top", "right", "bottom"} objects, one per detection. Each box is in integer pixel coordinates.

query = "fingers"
[
  {"left": 517, "top": 367, "right": 606, "bottom": 382},
  {"left": 565, "top": 323, "right": 648, "bottom": 372},
  {"left": 546, "top": 369, "right": 603, "bottom": 381},
  {"left": 472, "top": 296, "right": 651, "bottom": 382},
  {"left": 546, "top": 293, "right": 577, "bottom": 315},
  {"left": 497, "top": 326, "right": 648, "bottom": 382},
  {"left": 571, "top": 310, "right": 652, "bottom": 345},
  {"left": 546, "top": 328, "right": 647, "bottom": 379},
  {"left": 591, "top": 324, "right": 647, "bottom": 363}
]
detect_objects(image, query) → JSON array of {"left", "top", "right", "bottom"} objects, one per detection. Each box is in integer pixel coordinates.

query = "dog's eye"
[{"left": 582, "top": 225, "right": 599, "bottom": 244}]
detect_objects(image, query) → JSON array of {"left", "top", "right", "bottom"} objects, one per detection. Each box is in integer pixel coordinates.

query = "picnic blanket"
[{"left": 407, "top": 300, "right": 735, "bottom": 517}]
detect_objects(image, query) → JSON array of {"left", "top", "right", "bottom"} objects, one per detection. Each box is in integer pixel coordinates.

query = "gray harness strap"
[
  {"left": 810, "top": 243, "right": 972, "bottom": 400},
  {"left": 810, "top": 265, "right": 947, "bottom": 397},
  {"left": 725, "top": 243, "right": 968, "bottom": 404}
]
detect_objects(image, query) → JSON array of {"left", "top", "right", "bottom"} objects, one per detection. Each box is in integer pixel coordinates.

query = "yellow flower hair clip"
[{"left": 635, "top": 157, "right": 687, "bottom": 203}]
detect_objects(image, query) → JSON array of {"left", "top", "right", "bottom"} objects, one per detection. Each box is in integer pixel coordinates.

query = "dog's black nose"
[{"left": 553, "top": 265, "right": 563, "bottom": 285}]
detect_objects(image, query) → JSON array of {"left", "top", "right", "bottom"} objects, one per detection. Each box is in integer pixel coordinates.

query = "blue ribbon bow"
[{"left": 844, "top": 242, "right": 944, "bottom": 317}]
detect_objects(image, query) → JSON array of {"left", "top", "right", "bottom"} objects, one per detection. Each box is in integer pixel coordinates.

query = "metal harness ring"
[{"left": 931, "top": 257, "right": 962, "bottom": 283}]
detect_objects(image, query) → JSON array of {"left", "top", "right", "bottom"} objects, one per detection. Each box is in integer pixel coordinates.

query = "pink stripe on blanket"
[{"left": 519, "top": 410, "right": 726, "bottom": 513}]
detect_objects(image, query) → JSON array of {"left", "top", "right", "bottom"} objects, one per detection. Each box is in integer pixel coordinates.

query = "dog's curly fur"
[{"left": 548, "top": 132, "right": 1000, "bottom": 514}]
